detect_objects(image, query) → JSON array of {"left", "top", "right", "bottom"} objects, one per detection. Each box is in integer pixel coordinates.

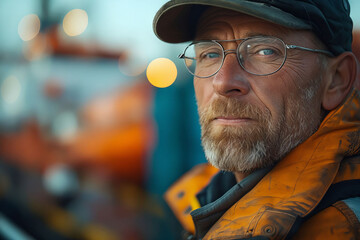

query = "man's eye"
[
  {"left": 205, "top": 52, "right": 220, "bottom": 58},
  {"left": 258, "top": 49, "right": 275, "bottom": 55},
  {"left": 200, "top": 52, "right": 221, "bottom": 59}
]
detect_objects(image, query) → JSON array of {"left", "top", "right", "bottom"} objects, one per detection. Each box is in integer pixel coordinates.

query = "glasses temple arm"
[
  {"left": 287, "top": 45, "right": 333, "bottom": 56},
  {"left": 178, "top": 53, "right": 196, "bottom": 60}
]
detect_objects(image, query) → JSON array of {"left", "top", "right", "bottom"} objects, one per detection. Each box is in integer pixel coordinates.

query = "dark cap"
[{"left": 153, "top": 0, "right": 353, "bottom": 56}]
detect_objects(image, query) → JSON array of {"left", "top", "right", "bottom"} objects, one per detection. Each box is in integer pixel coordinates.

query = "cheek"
[
  {"left": 281, "top": 55, "right": 323, "bottom": 90},
  {"left": 194, "top": 78, "right": 214, "bottom": 108},
  {"left": 250, "top": 78, "right": 287, "bottom": 123},
  {"left": 271, "top": 77, "right": 302, "bottom": 122},
  {"left": 269, "top": 72, "right": 321, "bottom": 125}
]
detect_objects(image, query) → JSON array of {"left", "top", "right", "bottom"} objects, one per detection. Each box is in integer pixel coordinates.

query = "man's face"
[{"left": 195, "top": 8, "right": 327, "bottom": 173}]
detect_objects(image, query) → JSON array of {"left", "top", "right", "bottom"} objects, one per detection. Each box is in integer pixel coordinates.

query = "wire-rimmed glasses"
[{"left": 178, "top": 36, "right": 333, "bottom": 78}]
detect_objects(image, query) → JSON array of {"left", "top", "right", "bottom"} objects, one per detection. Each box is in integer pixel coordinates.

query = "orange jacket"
[{"left": 165, "top": 89, "right": 360, "bottom": 240}]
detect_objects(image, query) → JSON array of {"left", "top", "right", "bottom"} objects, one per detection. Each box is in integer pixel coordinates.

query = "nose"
[{"left": 212, "top": 53, "right": 250, "bottom": 97}]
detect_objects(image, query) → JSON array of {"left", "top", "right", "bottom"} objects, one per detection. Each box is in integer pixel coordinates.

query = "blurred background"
[{"left": 0, "top": 1, "right": 359, "bottom": 240}]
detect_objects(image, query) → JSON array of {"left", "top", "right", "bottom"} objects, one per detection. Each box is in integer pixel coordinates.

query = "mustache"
[{"left": 199, "top": 98, "right": 271, "bottom": 124}]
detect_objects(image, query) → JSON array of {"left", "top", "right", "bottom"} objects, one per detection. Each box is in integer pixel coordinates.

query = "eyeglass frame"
[{"left": 178, "top": 36, "right": 334, "bottom": 78}]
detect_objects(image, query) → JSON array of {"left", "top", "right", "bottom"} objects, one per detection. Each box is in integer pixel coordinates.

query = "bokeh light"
[
  {"left": 118, "top": 55, "right": 148, "bottom": 77},
  {"left": 18, "top": 14, "right": 41, "bottom": 41},
  {"left": 146, "top": 58, "right": 177, "bottom": 88},
  {"left": 1, "top": 75, "right": 22, "bottom": 104},
  {"left": 63, "top": 9, "right": 88, "bottom": 37},
  {"left": 43, "top": 163, "right": 79, "bottom": 197}
]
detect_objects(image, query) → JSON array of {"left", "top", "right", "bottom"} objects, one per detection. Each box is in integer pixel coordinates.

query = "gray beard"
[{"left": 199, "top": 85, "right": 322, "bottom": 173}]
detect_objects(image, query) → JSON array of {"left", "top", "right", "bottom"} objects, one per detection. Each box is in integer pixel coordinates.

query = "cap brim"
[{"left": 153, "top": 0, "right": 312, "bottom": 43}]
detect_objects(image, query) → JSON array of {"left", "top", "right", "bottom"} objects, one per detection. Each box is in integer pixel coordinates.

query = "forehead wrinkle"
[
  {"left": 195, "top": 7, "right": 242, "bottom": 40},
  {"left": 195, "top": 8, "right": 294, "bottom": 42},
  {"left": 196, "top": 22, "right": 237, "bottom": 40}
]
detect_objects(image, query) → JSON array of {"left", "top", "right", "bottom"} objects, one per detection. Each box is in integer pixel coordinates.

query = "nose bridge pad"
[
  {"left": 223, "top": 49, "right": 242, "bottom": 71},
  {"left": 224, "top": 49, "right": 237, "bottom": 56}
]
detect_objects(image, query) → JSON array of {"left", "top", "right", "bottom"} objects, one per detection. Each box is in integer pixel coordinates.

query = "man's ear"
[{"left": 322, "top": 52, "right": 357, "bottom": 111}]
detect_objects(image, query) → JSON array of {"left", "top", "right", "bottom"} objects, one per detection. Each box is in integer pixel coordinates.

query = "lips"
[{"left": 213, "top": 117, "right": 254, "bottom": 124}]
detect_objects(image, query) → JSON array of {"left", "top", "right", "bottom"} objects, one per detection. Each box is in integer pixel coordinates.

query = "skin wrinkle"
[
  {"left": 194, "top": 7, "right": 328, "bottom": 180},
  {"left": 282, "top": 57, "right": 313, "bottom": 86},
  {"left": 196, "top": 9, "right": 241, "bottom": 41}
]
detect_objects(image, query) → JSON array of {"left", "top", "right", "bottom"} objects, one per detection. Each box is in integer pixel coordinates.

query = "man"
[{"left": 153, "top": 1, "right": 360, "bottom": 239}]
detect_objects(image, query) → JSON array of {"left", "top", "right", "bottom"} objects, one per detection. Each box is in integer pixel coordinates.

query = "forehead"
[{"left": 196, "top": 7, "right": 297, "bottom": 40}]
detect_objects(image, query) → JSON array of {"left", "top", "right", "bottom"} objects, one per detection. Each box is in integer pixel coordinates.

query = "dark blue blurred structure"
[
  {"left": 146, "top": 71, "right": 207, "bottom": 240},
  {"left": 147, "top": 71, "right": 206, "bottom": 196}
]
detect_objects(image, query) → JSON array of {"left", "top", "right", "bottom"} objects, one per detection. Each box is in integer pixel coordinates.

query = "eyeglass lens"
[{"left": 183, "top": 37, "right": 287, "bottom": 77}]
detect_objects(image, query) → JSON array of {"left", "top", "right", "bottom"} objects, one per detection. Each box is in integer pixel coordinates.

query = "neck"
[{"left": 234, "top": 171, "right": 251, "bottom": 182}]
